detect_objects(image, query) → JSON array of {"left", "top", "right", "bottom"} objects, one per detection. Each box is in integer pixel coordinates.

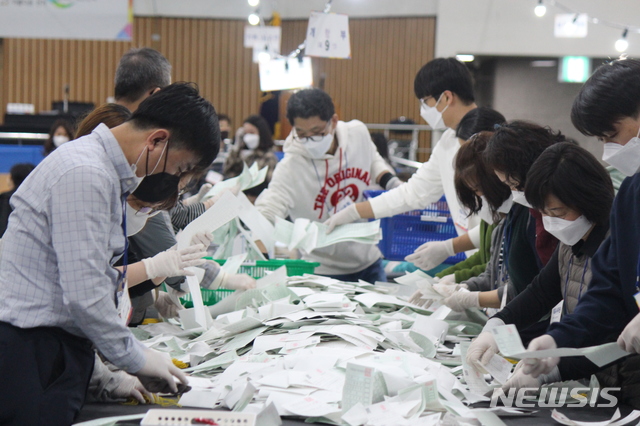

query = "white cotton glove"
[
  {"left": 154, "top": 292, "right": 183, "bottom": 319},
  {"left": 142, "top": 244, "right": 209, "bottom": 280},
  {"left": 467, "top": 332, "right": 500, "bottom": 367},
  {"left": 442, "top": 289, "right": 480, "bottom": 312},
  {"left": 502, "top": 361, "right": 561, "bottom": 392},
  {"left": 183, "top": 184, "right": 213, "bottom": 206},
  {"left": 112, "top": 372, "right": 152, "bottom": 404},
  {"left": 324, "top": 204, "right": 361, "bottom": 234},
  {"left": 385, "top": 176, "right": 403, "bottom": 190},
  {"left": 618, "top": 311, "right": 640, "bottom": 353},
  {"left": 522, "top": 334, "right": 559, "bottom": 378},
  {"left": 190, "top": 231, "right": 214, "bottom": 248},
  {"left": 439, "top": 273, "right": 457, "bottom": 285},
  {"left": 218, "top": 271, "right": 257, "bottom": 291},
  {"left": 405, "top": 239, "right": 455, "bottom": 271},
  {"left": 432, "top": 283, "right": 468, "bottom": 298},
  {"left": 134, "top": 348, "right": 189, "bottom": 394}
]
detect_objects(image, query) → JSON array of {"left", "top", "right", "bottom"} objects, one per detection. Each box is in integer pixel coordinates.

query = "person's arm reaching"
[{"left": 255, "top": 159, "right": 295, "bottom": 224}]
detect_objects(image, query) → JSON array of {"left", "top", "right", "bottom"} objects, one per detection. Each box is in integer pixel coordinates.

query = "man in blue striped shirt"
[{"left": 0, "top": 82, "right": 220, "bottom": 425}]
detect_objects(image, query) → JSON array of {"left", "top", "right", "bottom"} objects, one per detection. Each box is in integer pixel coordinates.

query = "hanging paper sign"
[
  {"left": 305, "top": 11, "right": 351, "bottom": 59},
  {"left": 244, "top": 26, "right": 281, "bottom": 49},
  {"left": 259, "top": 57, "right": 313, "bottom": 92},
  {"left": 554, "top": 13, "right": 588, "bottom": 38}
]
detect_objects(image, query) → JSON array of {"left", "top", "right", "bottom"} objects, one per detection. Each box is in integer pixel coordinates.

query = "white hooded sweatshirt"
[{"left": 256, "top": 120, "right": 392, "bottom": 275}]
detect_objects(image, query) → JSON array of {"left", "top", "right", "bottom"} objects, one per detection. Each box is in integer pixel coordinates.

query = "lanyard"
[
  {"left": 497, "top": 213, "right": 514, "bottom": 289},
  {"left": 120, "top": 195, "right": 129, "bottom": 287},
  {"left": 562, "top": 255, "right": 589, "bottom": 315}
]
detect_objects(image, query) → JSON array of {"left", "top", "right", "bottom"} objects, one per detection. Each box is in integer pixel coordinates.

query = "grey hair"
[{"left": 114, "top": 47, "right": 172, "bottom": 103}]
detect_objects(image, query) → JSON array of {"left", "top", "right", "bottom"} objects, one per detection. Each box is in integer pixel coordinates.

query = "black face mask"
[
  {"left": 220, "top": 131, "right": 229, "bottom": 140},
  {"left": 132, "top": 142, "right": 180, "bottom": 203}
]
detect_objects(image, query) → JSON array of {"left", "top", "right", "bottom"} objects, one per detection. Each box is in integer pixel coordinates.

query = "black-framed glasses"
[{"left": 293, "top": 121, "right": 332, "bottom": 143}]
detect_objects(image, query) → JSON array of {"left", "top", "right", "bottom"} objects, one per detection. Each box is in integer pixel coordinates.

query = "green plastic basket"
[{"left": 180, "top": 258, "right": 320, "bottom": 307}]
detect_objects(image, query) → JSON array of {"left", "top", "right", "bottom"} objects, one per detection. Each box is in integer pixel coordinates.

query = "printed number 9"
[{"left": 325, "top": 40, "right": 330, "bottom": 51}]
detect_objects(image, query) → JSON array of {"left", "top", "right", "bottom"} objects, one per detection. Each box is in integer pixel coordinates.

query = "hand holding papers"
[
  {"left": 202, "top": 162, "right": 268, "bottom": 201},
  {"left": 274, "top": 217, "right": 381, "bottom": 252},
  {"left": 491, "top": 325, "right": 629, "bottom": 368}
]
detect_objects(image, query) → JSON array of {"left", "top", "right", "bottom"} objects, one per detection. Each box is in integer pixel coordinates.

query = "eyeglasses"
[{"left": 293, "top": 121, "right": 332, "bottom": 143}]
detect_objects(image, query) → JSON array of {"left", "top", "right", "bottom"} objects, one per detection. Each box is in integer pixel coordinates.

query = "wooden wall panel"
[{"left": 1, "top": 16, "right": 435, "bottom": 159}]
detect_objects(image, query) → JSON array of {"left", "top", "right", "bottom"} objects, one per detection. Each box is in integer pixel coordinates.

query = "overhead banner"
[{"left": 0, "top": 0, "right": 132, "bottom": 41}]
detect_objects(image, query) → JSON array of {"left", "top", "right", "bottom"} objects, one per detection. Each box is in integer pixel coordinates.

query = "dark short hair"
[
  {"left": 244, "top": 115, "right": 274, "bottom": 151},
  {"left": 414, "top": 57, "right": 475, "bottom": 104},
  {"left": 455, "top": 131, "right": 511, "bottom": 221},
  {"left": 44, "top": 118, "right": 75, "bottom": 156},
  {"left": 571, "top": 58, "right": 640, "bottom": 137},
  {"left": 484, "top": 121, "right": 574, "bottom": 190},
  {"left": 286, "top": 88, "right": 335, "bottom": 125},
  {"left": 76, "top": 103, "right": 132, "bottom": 138},
  {"left": 525, "top": 143, "right": 613, "bottom": 227},
  {"left": 114, "top": 48, "right": 172, "bottom": 104},
  {"left": 456, "top": 107, "right": 506, "bottom": 140},
  {"left": 130, "top": 82, "right": 220, "bottom": 171},
  {"left": 10, "top": 163, "right": 35, "bottom": 188}
]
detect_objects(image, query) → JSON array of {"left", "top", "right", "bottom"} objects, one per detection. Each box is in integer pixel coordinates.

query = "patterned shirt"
[{"left": 0, "top": 124, "right": 146, "bottom": 372}]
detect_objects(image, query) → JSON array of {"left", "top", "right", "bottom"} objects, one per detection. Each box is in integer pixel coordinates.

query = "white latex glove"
[
  {"left": 618, "top": 311, "right": 640, "bottom": 353},
  {"left": 190, "top": 231, "right": 214, "bottom": 248},
  {"left": 522, "top": 334, "right": 559, "bottom": 378},
  {"left": 183, "top": 184, "right": 213, "bottom": 206},
  {"left": 324, "top": 204, "right": 361, "bottom": 234},
  {"left": 442, "top": 289, "right": 480, "bottom": 312},
  {"left": 154, "top": 292, "right": 183, "bottom": 319},
  {"left": 439, "top": 273, "right": 457, "bottom": 285},
  {"left": 112, "top": 372, "right": 152, "bottom": 404},
  {"left": 408, "top": 289, "right": 434, "bottom": 309},
  {"left": 134, "top": 348, "right": 189, "bottom": 394},
  {"left": 467, "top": 332, "right": 500, "bottom": 367},
  {"left": 142, "top": 244, "right": 209, "bottom": 280},
  {"left": 432, "top": 283, "right": 468, "bottom": 298},
  {"left": 219, "top": 271, "right": 257, "bottom": 291},
  {"left": 502, "top": 361, "right": 561, "bottom": 392},
  {"left": 385, "top": 176, "right": 403, "bottom": 190},
  {"left": 405, "top": 239, "right": 454, "bottom": 271}
]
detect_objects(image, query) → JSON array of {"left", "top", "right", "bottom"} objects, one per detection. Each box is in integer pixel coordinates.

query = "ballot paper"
[
  {"left": 221, "top": 253, "right": 248, "bottom": 275},
  {"left": 177, "top": 190, "right": 241, "bottom": 250},
  {"left": 551, "top": 408, "right": 640, "bottom": 426},
  {"left": 274, "top": 216, "right": 381, "bottom": 252},
  {"left": 203, "top": 162, "right": 268, "bottom": 200},
  {"left": 477, "top": 353, "right": 513, "bottom": 385},
  {"left": 459, "top": 341, "right": 491, "bottom": 395},
  {"left": 235, "top": 191, "right": 277, "bottom": 255},
  {"left": 491, "top": 324, "right": 630, "bottom": 367}
]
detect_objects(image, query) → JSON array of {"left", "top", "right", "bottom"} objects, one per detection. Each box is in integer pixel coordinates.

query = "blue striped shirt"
[{"left": 0, "top": 124, "right": 146, "bottom": 372}]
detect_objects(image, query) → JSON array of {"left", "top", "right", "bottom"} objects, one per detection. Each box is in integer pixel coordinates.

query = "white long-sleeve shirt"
[
  {"left": 368, "top": 128, "right": 481, "bottom": 248},
  {"left": 256, "top": 120, "right": 392, "bottom": 275}
]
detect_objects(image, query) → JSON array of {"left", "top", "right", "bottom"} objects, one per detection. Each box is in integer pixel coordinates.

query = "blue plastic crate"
[{"left": 364, "top": 190, "right": 466, "bottom": 264}]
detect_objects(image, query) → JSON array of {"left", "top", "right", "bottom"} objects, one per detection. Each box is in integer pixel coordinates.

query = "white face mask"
[
  {"left": 478, "top": 196, "right": 495, "bottom": 224},
  {"left": 125, "top": 203, "right": 160, "bottom": 237},
  {"left": 542, "top": 215, "right": 593, "bottom": 246},
  {"left": 420, "top": 93, "right": 449, "bottom": 131},
  {"left": 511, "top": 190, "right": 531, "bottom": 208},
  {"left": 602, "top": 128, "right": 640, "bottom": 176},
  {"left": 53, "top": 135, "right": 69, "bottom": 147},
  {"left": 299, "top": 129, "right": 335, "bottom": 159},
  {"left": 243, "top": 133, "right": 260, "bottom": 150},
  {"left": 497, "top": 194, "right": 513, "bottom": 214}
]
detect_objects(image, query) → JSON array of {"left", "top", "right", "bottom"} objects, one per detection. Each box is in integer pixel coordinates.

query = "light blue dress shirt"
[{"left": 0, "top": 124, "right": 146, "bottom": 372}]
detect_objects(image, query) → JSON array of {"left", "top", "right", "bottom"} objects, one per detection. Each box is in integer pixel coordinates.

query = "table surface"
[{"left": 76, "top": 401, "right": 636, "bottom": 425}]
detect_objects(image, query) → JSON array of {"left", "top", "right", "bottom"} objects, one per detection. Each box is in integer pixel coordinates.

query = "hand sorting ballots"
[
  {"left": 142, "top": 231, "right": 214, "bottom": 280},
  {"left": 404, "top": 239, "right": 454, "bottom": 271},
  {"left": 324, "top": 204, "right": 362, "bottom": 233},
  {"left": 134, "top": 348, "right": 189, "bottom": 394}
]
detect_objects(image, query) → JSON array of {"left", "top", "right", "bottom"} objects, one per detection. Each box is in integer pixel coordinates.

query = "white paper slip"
[
  {"left": 550, "top": 407, "right": 640, "bottom": 426},
  {"left": 275, "top": 217, "right": 381, "bottom": 252},
  {"left": 477, "top": 354, "right": 513, "bottom": 385},
  {"left": 221, "top": 253, "right": 248, "bottom": 275},
  {"left": 394, "top": 270, "right": 436, "bottom": 286},
  {"left": 178, "top": 389, "right": 221, "bottom": 409},
  {"left": 204, "top": 162, "right": 268, "bottom": 200},
  {"left": 256, "top": 266, "right": 288, "bottom": 289},
  {"left": 459, "top": 341, "right": 491, "bottom": 395},
  {"left": 283, "top": 395, "right": 340, "bottom": 418},
  {"left": 491, "top": 324, "right": 630, "bottom": 367}
]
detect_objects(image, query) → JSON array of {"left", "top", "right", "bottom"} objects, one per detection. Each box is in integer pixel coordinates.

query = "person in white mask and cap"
[
  {"left": 323, "top": 58, "right": 482, "bottom": 272},
  {"left": 519, "top": 59, "right": 640, "bottom": 408},
  {"left": 255, "top": 88, "right": 396, "bottom": 282}
]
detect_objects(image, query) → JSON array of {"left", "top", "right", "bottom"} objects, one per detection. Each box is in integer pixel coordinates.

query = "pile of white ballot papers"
[{"left": 129, "top": 269, "right": 634, "bottom": 425}]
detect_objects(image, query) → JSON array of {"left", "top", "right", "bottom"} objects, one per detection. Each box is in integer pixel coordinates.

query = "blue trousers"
[{"left": 323, "top": 258, "right": 387, "bottom": 284}]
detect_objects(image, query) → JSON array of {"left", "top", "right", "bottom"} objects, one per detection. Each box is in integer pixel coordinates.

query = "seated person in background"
[
  {"left": 224, "top": 114, "right": 279, "bottom": 203},
  {"left": 256, "top": 88, "right": 396, "bottom": 283},
  {"left": 0, "top": 162, "right": 35, "bottom": 237},
  {"left": 43, "top": 118, "right": 75, "bottom": 156},
  {"left": 466, "top": 142, "right": 622, "bottom": 392}
]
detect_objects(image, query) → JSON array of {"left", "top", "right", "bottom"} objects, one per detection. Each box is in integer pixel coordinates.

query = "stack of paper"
[
  {"left": 202, "top": 162, "right": 268, "bottom": 201},
  {"left": 274, "top": 217, "right": 382, "bottom": 252}
]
